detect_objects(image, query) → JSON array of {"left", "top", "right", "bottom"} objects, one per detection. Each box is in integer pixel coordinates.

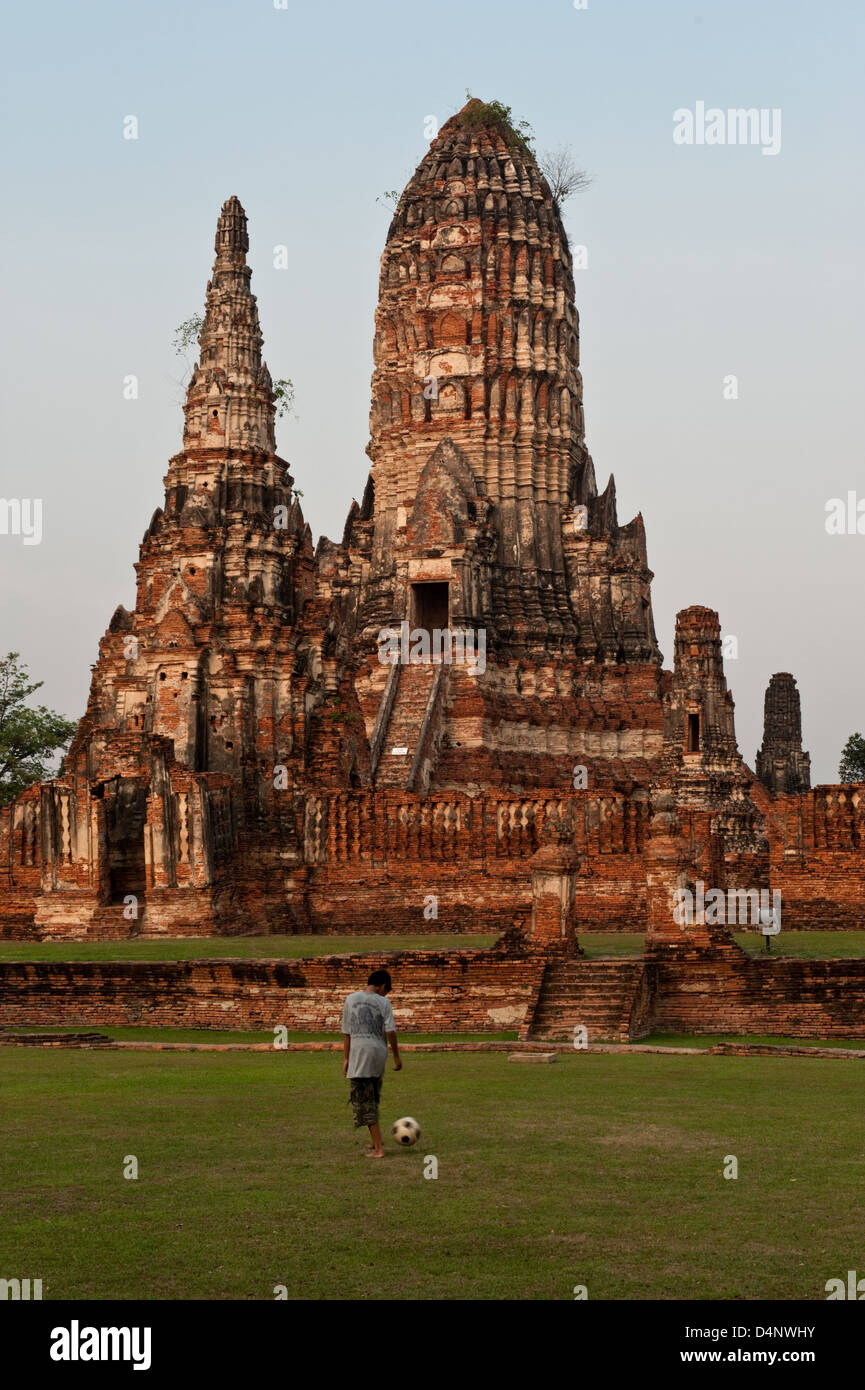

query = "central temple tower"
[
  {"left": 364, "top": 100, "right": 590, "bottom": 653},
  {"left": 333, "top": 101, "right": 665, "bottom": 793},
  {"left": 346, "top": 101, "right": 659, "bottom": 669}
]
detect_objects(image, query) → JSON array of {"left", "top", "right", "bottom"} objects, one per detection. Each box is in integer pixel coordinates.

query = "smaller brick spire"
[
  {"left": 182, "top": 196, "right": 276, "bottom": 454},
  {"left": 756, "top": 673, "right": 811, "bottom": 794}
]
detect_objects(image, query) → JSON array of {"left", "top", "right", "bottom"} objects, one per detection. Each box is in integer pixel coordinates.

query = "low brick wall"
[
  {"left": 649, "top": 958, "right": 865, "bottom": 1038},
  {"left": 4, "top": 952, "right": 865, "bottom": 1041},
  {"left": 0, "top": 952, "right": 547, "bottom": 1035}
]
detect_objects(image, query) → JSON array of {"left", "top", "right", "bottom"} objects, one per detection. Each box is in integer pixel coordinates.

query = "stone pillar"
[
  {"left": 190, "top": 783, "right": 213, "bottom": 888},
  {"left": 90, "top": 797, "right": 110, "bottom": 902},
  {"left": 528, "top": 814, "right": 582, "bottom": 954},
  {"left": 144, "top": 794, "right": 163, "bottom": 889}
]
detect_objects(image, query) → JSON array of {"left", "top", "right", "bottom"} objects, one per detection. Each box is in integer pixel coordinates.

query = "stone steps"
[
  {"left": 376, "top": 663, "right": 438, "bottom": 789},
  {"left": 528, "top": 959, "right": 645, "bottom": 1042}
]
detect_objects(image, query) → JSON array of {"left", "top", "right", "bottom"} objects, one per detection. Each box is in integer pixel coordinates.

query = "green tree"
[
  {"left": 0, "top": 653, "right": 77, "bottom": 806},
  {"left": 272, "top": 378, "right": 297, "bottom": 420},
  {"left": 172, "top": 314, "right": 204, "bottom": 356},
  {"left": 839, "top": 733, "right": 865, "bottom": 783},
  {"left": 459, "top": 93, "right": 536, "bottom": 158}
]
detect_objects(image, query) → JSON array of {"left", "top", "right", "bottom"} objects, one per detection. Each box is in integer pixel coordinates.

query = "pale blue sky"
[{"left": 1, "top": 0, "right": 863, "bottom": 781}]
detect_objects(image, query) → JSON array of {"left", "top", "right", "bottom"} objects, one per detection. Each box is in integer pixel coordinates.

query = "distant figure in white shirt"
[{"left": 341, "top": 969, "right": 402, "bottom": 1158}]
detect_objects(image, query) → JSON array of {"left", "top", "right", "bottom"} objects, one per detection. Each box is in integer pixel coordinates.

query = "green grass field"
[
  {"left": 732, "top": 931, "right": 865, "bottom": 958},
  {"left": 0, "top": 934, "right": 499, "bottom": 962},
  {"left": 2, "top": 930, "right": 863, "bottom": 962},
  {"left": 2, "top": 1047, "right": 862, "bottom": 1300},
  {"left": 580, "top": 934, "right": 645, "bottom": 957},
  {"left": 1, "top": 1026, "right": 518, "bottom": 1044},
  {"left": 640, "top": 1033, "right": 865, "bottom": 1051}
]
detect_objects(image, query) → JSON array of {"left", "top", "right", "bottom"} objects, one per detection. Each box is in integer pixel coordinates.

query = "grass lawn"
[
  {"left": 1, "top": 1026, "right": 518, "bottom": 1044},
  {"left": 2, "top": 931, "right": 863, "bottom": 963},
  {"left": 584, "top": 932, "right": 865, "bottom": 961},
  {"left": 0, "top": 932, "right": 643, "bottom": 962},
  {"left": 580, "top": 933, "right": 645, "bottom": 957},
  {"left": 0, "top": 934, "right": 499, "bottom": 963},
  {"left": 3, "top": 1025, "right": 860, "bottom": 1050},
  {"left": 733, "top": 931, "right": 865, "bottom": 959},
  {"left": 1, "top": 1048, "right": 862, "bottom": 1300},
  {"left": 641, "top": 1033, "right": 865, "bottom": 1051}
]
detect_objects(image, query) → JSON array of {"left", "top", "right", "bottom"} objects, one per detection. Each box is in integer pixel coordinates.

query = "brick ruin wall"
[
  {"left": 3, "top": 952, "right": 865, "bottom": 1040},
  {"left": 302, "top": 790, "right": 650, "bottom": 933},
  {"left": 2, "top": 785, "right": 863, "bottom": 938},
  {"left": 0, "top": 789, "right": 653, "bottom": 936},
  {"left": 0, "top": 952, "right": 546, "bottom": 1035},
  {"left": 646, "top": 957, "right": 865, "bottom": 1039},
  {"left": 764, "top": 789, "right": 865, "bottom": 929}
]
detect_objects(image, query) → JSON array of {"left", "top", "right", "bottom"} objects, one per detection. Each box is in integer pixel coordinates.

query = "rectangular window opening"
[
  {"left": 687, "top": 713, "right": 700, "bottom": 752},
  {"left": 411, "top": 582, "right": 449, "bottom": 634}
]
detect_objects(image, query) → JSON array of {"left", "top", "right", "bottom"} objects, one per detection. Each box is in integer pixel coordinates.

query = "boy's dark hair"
[{"left": 367, "top": 969, "right": 392, "bottom": 993}]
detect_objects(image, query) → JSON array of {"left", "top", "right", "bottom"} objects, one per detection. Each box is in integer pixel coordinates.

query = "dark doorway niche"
[
  {"left": 411, "top": 582, "right": 449, "bottom": 634},
  {"left": 106, "top": 780, "right": 148, "bottom": 900},
  {"left": 687, "top": 713, "right": 701, "bottom": 752}
]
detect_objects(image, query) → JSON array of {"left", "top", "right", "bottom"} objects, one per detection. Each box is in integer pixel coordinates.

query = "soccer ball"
[{"left": 391, "top": 1117, "right": 421, "bottom": 1147}]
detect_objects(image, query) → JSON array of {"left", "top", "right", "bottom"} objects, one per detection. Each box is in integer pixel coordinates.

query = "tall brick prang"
[{"left": 358, "top": 100, "right": 659, "bottom": 665}]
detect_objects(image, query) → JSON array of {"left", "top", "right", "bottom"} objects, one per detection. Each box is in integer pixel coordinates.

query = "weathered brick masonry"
[
  {"left": 647, "top": 958, "right": 865, "bottom": 1039},
  {"left": 764, "top": 788, "right": 865, "bottom": 929},
  {"left": 302, "top": 788, "right": 650, "bottom": 932},
  {"left": 0, "top": 952, "right": 546, "bottom": 1035}
]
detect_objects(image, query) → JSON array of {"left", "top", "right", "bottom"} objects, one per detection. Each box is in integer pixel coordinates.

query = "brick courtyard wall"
[
  {"left": 303, "top": 791, "right": 649, "bottom": 933},
  {"left": 765, "top": 788, "right": 865, "bottom": 929},
  {"left": 5, "top": 953, "right": 865, "bottom": 1040},
  {"left": 648, "top": 957, "right": 865, "bottom": 1038},
  {"left": 303, "top": 860, "right": 646, "bottom": 934},
  {"left": 6, "top": 784, "right": 865, "bottom": 938},
  {"left": 0, "top": 952, "right": 547, "bottom": 1034}
]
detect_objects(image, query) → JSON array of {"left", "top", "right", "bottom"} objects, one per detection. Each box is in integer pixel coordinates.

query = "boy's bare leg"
[{"left": 364, "top": 1122, "right": 385, "bottom": 1158}]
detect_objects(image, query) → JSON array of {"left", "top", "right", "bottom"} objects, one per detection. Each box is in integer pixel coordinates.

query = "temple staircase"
[
  {"left": 526, "top": 959, "right": 647, "bottom": 1043},
  {"left": 373, "top": 661, "right": 445, "bottom": 790}
]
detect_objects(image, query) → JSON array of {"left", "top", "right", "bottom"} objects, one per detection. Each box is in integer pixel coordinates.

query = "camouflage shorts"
[{"left": 349, "top": 1076, "right": 383, "bottom": 1128}]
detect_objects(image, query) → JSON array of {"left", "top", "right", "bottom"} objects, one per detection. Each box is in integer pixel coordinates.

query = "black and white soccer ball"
[{"left": 391, "top": 1116, "right": 421, "bottom": 1147}]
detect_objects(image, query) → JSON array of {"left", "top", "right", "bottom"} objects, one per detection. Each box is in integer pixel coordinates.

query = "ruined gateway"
[{"left": 1, "top": 101, "right": 861, "bottom": 955}]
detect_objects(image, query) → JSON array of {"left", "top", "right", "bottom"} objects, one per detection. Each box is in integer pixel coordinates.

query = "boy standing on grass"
[{"left": 342, "top": 968, "right": 401, "bottom": 1158}]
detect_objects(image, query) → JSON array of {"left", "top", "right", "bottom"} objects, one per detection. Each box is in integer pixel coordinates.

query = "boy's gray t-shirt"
[{"left": 341, "top": 991, "right": 395, "bottom": 1078}]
